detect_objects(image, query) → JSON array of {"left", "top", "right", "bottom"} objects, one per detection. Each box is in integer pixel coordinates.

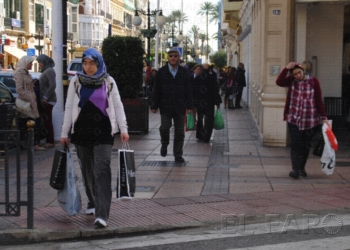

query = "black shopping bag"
[
  {"left": 313, "top": 135, "right": 325, "bottom": 157},
  {"left": 117, "top": 143, "right": 136, "bottom": 200},
  {"left": 50, "top": 145, "right": 69, "bottom": 190}
]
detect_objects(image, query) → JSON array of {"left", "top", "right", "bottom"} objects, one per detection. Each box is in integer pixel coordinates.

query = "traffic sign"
[
  {"left": 27, "top": 48, "right": 36, "bottom": 56},
  {"left": 177, "top": 47, "right": 183, "bottom": 57}
]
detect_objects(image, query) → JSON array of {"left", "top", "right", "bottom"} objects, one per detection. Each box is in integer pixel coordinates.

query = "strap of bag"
[
  {"left": 122, "top": 142, "right": 130, "bottom": 150},
  {"left": 106, "top": 75, "right": 113, "bottom": 98},
  {"left": 74, "top": 76, "right": 80, "bottom": 98}
]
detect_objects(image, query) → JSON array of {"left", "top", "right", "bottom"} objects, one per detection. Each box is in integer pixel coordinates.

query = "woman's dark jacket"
[
  {"left": 193, "top": 70, "right": 222, "bottom": 108},
  {"left": 236, "top": 67, "right": 246, "bottom": 87},
  {"left": 151, "top": 64, "right": 194, "bottom": 115}
]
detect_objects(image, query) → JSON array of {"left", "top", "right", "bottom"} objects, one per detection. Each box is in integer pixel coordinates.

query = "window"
[{"left": 35, "top": 3, "right": 44, "bottom": 24}]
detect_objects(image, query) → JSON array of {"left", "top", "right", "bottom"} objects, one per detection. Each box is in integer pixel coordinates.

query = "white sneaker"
[
  {"left": 94, "top": 218, "right": 107, "bottom": 228},
  {"left": 86, "top": 208, "right": 95, "bottom": 215}
]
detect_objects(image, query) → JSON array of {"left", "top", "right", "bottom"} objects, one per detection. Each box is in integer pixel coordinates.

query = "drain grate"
[
  {"left": 209, "top": 163, "right": 239, "bottom": 168},
  {"left": 335, "top": 162, "right": 350, "bottom": 167},
  {"left": 136, "top": 186, "right": 155, "bottom": 192},
  {"left": 141, "top": 161, "right": 188, "bottom": 167}
]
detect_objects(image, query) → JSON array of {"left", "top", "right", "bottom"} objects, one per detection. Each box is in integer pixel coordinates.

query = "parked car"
[
  {"left": 0, "top": 81, "right": 15, "bottom": 104},
  {"left": 0, "top": 69, "right": 41, "bottom": 98},
  {"left": 67, "top": 58, "right": 82, "bottom": 76}
]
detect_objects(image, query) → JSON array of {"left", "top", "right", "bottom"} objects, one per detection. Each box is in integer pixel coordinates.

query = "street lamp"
[
  {"left": 68, "top": 34, "right": 81, "bottom": 59},
  {"left": 132, "top": 0, "right": 166, "bottom": 63},
  {"left": 28, "top": 29, "right": 44, "bottom": 55}
]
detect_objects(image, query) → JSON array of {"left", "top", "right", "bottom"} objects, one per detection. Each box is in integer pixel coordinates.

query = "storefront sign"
[{"left": 272, "top": 10, "right": 281, "bottom": 15}]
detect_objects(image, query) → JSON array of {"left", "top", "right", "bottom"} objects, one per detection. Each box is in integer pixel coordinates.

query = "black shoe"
[
  {"left": 299, "top": 170, "right": 308, "bottom": 177},
  {"left": 289, "top": 170, "right": 299, "bottom": 179},
  {"left": 236, "top": 106, "right": 243, "bottom": 109},
  {"left": 160, "top": 146, "right": 167, "bottom": 157},
  {"left": 175, "top": 157, "right": 185, "bottom": 163}
]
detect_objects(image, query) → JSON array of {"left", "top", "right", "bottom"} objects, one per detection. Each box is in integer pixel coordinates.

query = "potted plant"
[{"left": 102, "top": 36, "right": 148, "bottom": 133}]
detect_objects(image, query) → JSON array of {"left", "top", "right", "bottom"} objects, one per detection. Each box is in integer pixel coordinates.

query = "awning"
[{"left": 4, "top": 46, "right": 27, "bottom": 59}]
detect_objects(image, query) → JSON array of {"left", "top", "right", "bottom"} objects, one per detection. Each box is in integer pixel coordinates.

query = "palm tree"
[
  {"left": 171, "top": 10, "right": 188, "bottom": 34},
  {"left": 197, "top": 2, "right": 215, "bottom": 60},
  {"left": 199, "top": 33, "right": 208, "bottom": 58},
  {"left": 189, "top": 25, "right": 200, "bottom": 48},
  {"left": 209, "top": 4, "right": 219, "bottom": 24}
]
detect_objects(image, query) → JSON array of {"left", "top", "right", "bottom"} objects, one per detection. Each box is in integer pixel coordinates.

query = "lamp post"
[
  {"left": 29, "top": 29, "right": 43, "bottom": 55},
  {"left": 68, "top": 34, "right": 80, "bottom": 61},
  {"left": 132, "top": 0, "right": 166, "bottom": 64}
]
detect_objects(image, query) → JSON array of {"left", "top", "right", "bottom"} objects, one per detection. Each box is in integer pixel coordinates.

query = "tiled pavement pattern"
[{"left": 1, "top": 103, "right": 350, "bottom": 242}]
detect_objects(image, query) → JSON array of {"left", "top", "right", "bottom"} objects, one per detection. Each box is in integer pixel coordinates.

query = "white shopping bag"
[
  {"left": 320, "top": 123, "right": 336, "bottom": 175},
  {"left": 57, "top": 151, "right": 82, "bottom": 215}
]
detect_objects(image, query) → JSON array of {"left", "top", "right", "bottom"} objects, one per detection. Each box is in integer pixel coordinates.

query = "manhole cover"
[{"left": 141, "top": 161, "right": 188, "bottom": 167}]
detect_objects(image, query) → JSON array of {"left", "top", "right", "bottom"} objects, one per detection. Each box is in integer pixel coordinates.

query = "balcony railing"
[
  {"left": 113, "top": 19, "right": 124, "bottom": 27},
  {"left": 4, "top": 17, "right": 25, "bottom": 32},
  {"left": 106, "top": 13, "right": 112, "bottom": 20},
  {"left": 100, "top": 10, "right": 105, "bottom": 16}
]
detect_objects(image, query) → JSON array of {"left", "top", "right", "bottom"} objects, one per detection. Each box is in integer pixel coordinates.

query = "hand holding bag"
[
  {"left": 117, "top": 143, "right": 136, "bottom": 200},
  {"left": 50, "top": 144, "right": 68, "bottom": 190}
]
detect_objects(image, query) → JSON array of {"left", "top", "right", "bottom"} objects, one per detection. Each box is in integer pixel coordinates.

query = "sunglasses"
[{"left": 168, "top": 54, "right": 178, "bottom": 58}]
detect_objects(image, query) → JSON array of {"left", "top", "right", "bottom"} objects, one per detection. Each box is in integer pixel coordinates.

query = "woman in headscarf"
[
  {"left": 36, "top": 54, "right": 57, "bottom": 148},
  {"left": 60, "top": 48, "right": 129, "bottom": 229},
  {"left": 14, "top": 56, "right": 45, "bottom": 151}
]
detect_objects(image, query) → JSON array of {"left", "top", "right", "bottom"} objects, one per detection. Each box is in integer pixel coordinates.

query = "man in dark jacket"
[
  {"left": 235, "top": 63, "right": 246, "bottom": 108},
  {"left": 194, "top": 63, "right": 222, "bottom": 143},
  {"left": 151, "top": 47, "right": 194, "bottom": 163}
]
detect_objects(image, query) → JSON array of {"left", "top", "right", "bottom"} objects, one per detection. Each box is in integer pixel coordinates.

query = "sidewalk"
[{"left": 1, "top": 105, "right": 350, "bottom": 244}]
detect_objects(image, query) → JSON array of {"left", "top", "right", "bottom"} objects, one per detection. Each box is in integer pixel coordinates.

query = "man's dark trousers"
[
  {"left": 235, "top": 86, "right": 244, "bottom": 107},
  {"left": 160, "top": 112, "right": 185, "bottom": 158},
  {"left": 196, "top": 105, "right": 215, "bottom": 142}
]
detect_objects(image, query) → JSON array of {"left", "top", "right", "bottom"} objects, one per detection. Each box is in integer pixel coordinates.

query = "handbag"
[
  {"left": 117, "top": 143, "right": 136, "bottom": 200},
  {"left": 57, "top": 149, "right": 82, "bottom": 215},
  {"left": 50, "top": 145, "right": 69, "bottom": 190},
  {"left": 15, "top": 80, "right": 32, "bottom": 116}
]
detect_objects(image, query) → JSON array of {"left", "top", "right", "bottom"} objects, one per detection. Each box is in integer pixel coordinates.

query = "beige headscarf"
[{"left": 15, "top": 56, "right": 35, "bottom": 71}]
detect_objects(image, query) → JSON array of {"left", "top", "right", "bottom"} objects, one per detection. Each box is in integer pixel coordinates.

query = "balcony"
[
  {"left": 223, "top": 0, "right": 242, "bottom": 11},
  {"left": 222, "top": 0, "right": 242, "bottom": 30},
  {"left": 4, "top": 17, "right": 25, "bottom": 32},
  {"left": 106, "top": 13, "right": 112, "bottom": 20},
  {"left": 113, "top": 19, "right": 124, "bottom": 27},
  {"left": 100, "top": 10, "right": 105, "bottom": 16}
]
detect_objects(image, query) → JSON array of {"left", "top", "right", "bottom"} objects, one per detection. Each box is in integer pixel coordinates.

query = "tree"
[
  {"left": 209, "top": 4, "right": 219, "bottom": 24},
  {"left": 171, "top": 10, "right": 188, "bottom": 33},
  {"left": 198, "top": 33, "right": 207, "bottom": 57},
  {"left": 211, "top": 50, "right": 227, "bottom": 69},
  {"left": 197, "top": 2, "right": 215, "bottom": 60}
]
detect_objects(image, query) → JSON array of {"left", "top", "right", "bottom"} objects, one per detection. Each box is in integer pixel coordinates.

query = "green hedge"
[{"left": 102, "top": 36, "right": 145, "bottom": 98}]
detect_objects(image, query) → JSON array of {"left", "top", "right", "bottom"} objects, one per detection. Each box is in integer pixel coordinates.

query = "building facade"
[{"left": 223, "top": 0, "right": 350, "bottom": 147}]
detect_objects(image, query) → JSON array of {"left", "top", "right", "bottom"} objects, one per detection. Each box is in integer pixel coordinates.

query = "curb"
[{"left": 1, "top": 208, "right": 349, "bottom": 245}]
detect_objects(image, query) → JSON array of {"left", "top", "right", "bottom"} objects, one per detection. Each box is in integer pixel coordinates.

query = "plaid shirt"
[{"left": 276, "top": 68, "right": 327, "bottom": 130}]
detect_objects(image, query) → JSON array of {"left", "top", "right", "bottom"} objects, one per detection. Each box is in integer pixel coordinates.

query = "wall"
[{"left": 306, "top": 2, "right": 344, "bottom": 97}]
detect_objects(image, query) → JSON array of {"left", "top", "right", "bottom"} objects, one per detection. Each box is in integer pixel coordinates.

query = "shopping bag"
[
  {"left": 321, "top": 123, "right": 336, "bottom": 175},
  {"left": 325, "top": 123, "right": 338, "bottom": 150},
  {"left": 117, "top": 143, "right": 136, "bottom": 200},
  {"left": 312, "top": 135, "right": 325, "bottom": 157},
  {"left": 57, "top": 150, "right": 82, "bottom": 215},
  {"left": 214, "top": 109, "right": 224, "bottom": 130},
  {"left": 50, "top": 145, "right": 68, "bottom": 190},
  {"left": 185, "top": 110, "right": 195, "bottom": 131}
]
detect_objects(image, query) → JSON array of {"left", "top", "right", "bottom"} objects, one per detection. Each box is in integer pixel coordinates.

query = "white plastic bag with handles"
[{"left": 320, "top": 123, "right": 336, "bottom": 175}]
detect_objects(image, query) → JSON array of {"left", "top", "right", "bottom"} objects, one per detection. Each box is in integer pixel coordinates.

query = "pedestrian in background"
[
  {"left": 151, "top": 47, "right": 194, "bottom": 163},
  {"left": 191, "top": 64, "right": 203, "bottom": 123},
  {"left": 276, "top": 62, "right": 328, "bottom": 179},
  {"left": 60, "top": 48, "right": 129, "bottom": 228},
  {"left": 235, "top": 63, "right": 246, "bottom": 108},
  {"left": 194, "top": 63, "right": 222, "bottom": 143},
  {"left": 14, "top": 56, "right": 44, "bottom": 151},
  {"left": 36, "top": 54, "right": 57, "bottom": 148},
  {"left": 147, "top": 68, "right": 157, "bottom": 105},
  {"left": 224, "top": 67, "right": 236, "bottom": 109}
]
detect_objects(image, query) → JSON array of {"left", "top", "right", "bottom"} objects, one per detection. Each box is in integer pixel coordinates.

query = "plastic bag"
[
  {"left": 57, "top": 151, "right": 82, "bottom": 215},
  {"left": 325, "top": 123, "right": 338, "bottom": 150},
  {"left": 321, "top": 123, "right": 336, "bottom": 175},
  {"left": 186, "top": 111, "right": 195, "bottom": 131},
  {"left": 214, "top": 109, "right": 224, "bottom": 130}
]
